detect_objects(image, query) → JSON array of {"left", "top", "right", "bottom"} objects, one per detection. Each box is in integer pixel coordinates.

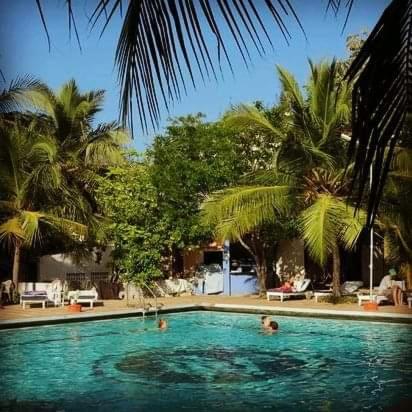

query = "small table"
[{"left": 357, "top": 294, "right": 377, "bottom": 306}]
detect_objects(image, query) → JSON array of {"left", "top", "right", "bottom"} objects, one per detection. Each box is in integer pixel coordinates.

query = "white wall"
[
  {"left": 38, "top": 247, "right": 113, "bottom": 281},
  {"left": 275, "top": 239, "right": 305, "bottom": 280}
]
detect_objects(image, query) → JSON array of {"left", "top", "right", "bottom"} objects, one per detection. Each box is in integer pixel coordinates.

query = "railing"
[
  {"left": 124, "top": 282, "right": 159, "bottom": 319},
  {"left": 66, "top": 272, "right": 87, "bottom": 282},
  {"left": 90, "top": 272, "right": 110, "bottom": 282},
  {"left": 142, "top": 282, "right": 159, "bottom": 319}
]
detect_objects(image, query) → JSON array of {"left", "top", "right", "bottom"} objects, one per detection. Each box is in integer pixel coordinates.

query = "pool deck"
[{"left": 1, "top": 295, "right": 412, "bottom": 328}]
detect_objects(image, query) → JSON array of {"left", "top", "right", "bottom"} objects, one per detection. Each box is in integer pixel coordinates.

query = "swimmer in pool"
[
  {"left": 269, "top": 320, "right": 279, "bottom": 331},
  {"left": 261, "top": 315, "right": 272, "bottom": 330},
  {"left": 158, "top": 319, "right": 168, "bottom": 330}
]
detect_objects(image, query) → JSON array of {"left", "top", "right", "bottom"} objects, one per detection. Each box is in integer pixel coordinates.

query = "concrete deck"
[{"left": 1, "top": 295, "right": 411, "bottom": 328}]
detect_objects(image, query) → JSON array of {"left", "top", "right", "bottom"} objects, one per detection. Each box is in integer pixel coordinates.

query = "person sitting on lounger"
[
  {"left": 273, "top": 277, "right": 294, "bottom": 293},
  {"left": 379, "top": 268, "right": 404, "bottom": 306}
]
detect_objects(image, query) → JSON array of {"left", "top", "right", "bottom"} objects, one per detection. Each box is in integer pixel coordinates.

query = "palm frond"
[
  {"left": 83, "top": 122, "right": 128, "bottom": 166},
  {"left": 223, "top": 104, "right": 285, "bottom": 140},
  {"left": 0, "top": 76, "right": 47, "bottom": 113},
  {"left": 346, "top": 0, "right": 412, "bottom": 226},
  {"left": 0, "top": 217, "right": 26, "bottom": 247},
  {"left": 103, "top": 0, "right": 304, "bottom": 133},
  {"left": 300, "top": 194, "right": 365, "bottom": 265},
  {"left": 202, "top": 184, "right": 292, "bottom": 240}
]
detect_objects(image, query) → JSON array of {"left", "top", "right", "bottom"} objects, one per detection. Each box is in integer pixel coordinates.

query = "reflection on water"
[{"left": 116, "top": 346, "right": 306, "bottom": 384}]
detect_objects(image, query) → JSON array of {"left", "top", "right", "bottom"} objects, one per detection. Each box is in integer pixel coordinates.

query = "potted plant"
[{"left": 68, "top": 292, "right": 82, "bottom": 312}]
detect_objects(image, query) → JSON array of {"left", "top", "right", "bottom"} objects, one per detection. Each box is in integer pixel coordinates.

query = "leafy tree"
[
  {"left": 148, "top": 114, "right": 245, "bottom": 252},
  {"left": 96, "top": 155, "right": 177, "bottom": 285}
]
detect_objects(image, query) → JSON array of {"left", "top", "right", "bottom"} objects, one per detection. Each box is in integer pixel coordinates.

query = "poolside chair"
[
  {"left": 68, "top": 287, "right": 98, "bottom": 308},
  {"left": 267, "top": 279, "right": 311, "bottom": 302},
  {"left": 373, "top": 280, "right": 406, "bottom": 306},
  {"left": 20, "top": 291, "right": 49, "bottom": 309}
]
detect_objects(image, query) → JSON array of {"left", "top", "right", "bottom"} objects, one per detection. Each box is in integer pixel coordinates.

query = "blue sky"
[{"left": 0, "top": 0, "right": 389, "bottom": 149}]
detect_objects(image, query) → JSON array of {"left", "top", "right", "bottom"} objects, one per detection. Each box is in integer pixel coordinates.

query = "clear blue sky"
[{"left": 0, "top": 0, "right": 389, "bottom": 149}]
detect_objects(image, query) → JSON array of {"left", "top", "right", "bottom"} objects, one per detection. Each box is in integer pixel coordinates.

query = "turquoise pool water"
[{"left": 0, "top": 312, "right": 411, "bottom": 411}]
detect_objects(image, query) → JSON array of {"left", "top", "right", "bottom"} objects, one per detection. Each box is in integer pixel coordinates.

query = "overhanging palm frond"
[
  {"left": 202, "top": 184, "right": 292, "bottom": 240},
  {"left": 346, "top": 0, "right": 412, "bottom": 226},
  {"left": 95, "top": 0, "right": 306, "bottom": 133},
  {"left": 32, "top": 0, "right": 356, "bottom": 134}
]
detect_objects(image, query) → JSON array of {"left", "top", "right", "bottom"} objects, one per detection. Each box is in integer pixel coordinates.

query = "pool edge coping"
[{"left": 1, "top": 302, "right": 412, "bottom": 329}]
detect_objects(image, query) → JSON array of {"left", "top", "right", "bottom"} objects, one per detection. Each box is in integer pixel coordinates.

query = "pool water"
[{"left": 0, "top": 312, "right": 411, "bottom": 411}]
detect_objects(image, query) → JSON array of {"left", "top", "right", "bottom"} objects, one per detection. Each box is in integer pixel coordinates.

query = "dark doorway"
[{"left": 203, "top": 251, "right": 222, "bottom": 266}]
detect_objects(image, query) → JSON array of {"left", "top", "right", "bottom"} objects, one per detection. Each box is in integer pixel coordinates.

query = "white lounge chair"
[
  {"left": 20, "top": 291, "right": 49, "bottom": 309},
  {"left": 68, "top": 288, "right": 98, "bottom": 308},
  {"left": 267, "top": 279, "right": 311, "bottom": 302}
]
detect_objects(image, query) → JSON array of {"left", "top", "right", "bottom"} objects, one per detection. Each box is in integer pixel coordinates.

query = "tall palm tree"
[
  {"left": 0, "top": 121, "right": 86, "bottom": 285},
  {"left": 223, "top": 60, "right": 350, "bottom": 172},
  {"left": 300, "top": 168, "right": 366, "bottom": 296},
  {"left": 202, "top": 60, "right": 363, "bottom": 296},
  {"left": 25, "top": 79, "right": 128, "bottom": 223}
]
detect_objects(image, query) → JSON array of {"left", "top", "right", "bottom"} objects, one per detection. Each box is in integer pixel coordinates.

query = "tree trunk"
[
  {"left": 237, "top": 235, "right": 267, "bottom": 296},
  {"left": 256, "top": 260, "right": 268, "bottom": 296},
  {"left": 12, "top": 243, "right": 21, "bottom": 287},
  {"left": 332, "top": 245, "right": 341, "bottom": 297}
]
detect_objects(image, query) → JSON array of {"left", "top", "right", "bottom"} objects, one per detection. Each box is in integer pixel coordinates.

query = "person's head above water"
[
  {"left": 388, "top": 268, "right": 397, "bottom": 277},
  {"left": 269, "top": 321, "right": 279, "bottom": 331},
  {"left": 158, "top": 319, "right": 168, "bottom": 329},
  {"left": 261, "top": 316, "right": 271, "bottom": 328}
]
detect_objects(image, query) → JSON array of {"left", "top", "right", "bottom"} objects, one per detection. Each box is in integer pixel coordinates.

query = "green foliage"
[
  {"left": 148, "top": 114, "right": 245, "bottom": 248},
  {"left": 96, "top": 157, "right": 176, "bottom": 284},
  {"left": 300, "top": 194, "right": 366, "bottom": 266}
]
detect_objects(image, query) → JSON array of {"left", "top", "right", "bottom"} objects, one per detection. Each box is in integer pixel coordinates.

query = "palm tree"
[
  {"left": 300, "top": 168, "right": 366, "bottom": 296},
  {"left": 0, "top": 121, "right": 86, "bottom": 285},
  {"left": 0, "top": 79, "right": 128, "bottom": 284},
  {"left": 202, "top": 182, "right": 294, "bottom": 294},
  {"left": 223, "top": 60, "right": 350, "bottom": 172},
  {"left": 202, "top": 60, "right": 363, "bottom": 296},
  {"left": 346, "top": 0, "right": 412, "bottom": 224},
  {"left": 24, "top": 79, "right": 128, "bottom": 223}
]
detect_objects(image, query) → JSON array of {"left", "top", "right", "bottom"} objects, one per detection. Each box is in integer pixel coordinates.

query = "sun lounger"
[
  {"left": 20, "top": 291, "right": 48, "bottom": 309},
  {"left": 68, "top": 288, "right": 98, "bottom": 308},
  {"left": 267, "top": 279, "right": 311, "bottom": 302},
  {"left": 373, "top": 280, "right": 406, "bottom": 306}
]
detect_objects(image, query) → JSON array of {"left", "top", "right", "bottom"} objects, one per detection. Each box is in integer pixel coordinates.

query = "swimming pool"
[{"left": 0, "top": 312, "right": 411, "bottom": 411}]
